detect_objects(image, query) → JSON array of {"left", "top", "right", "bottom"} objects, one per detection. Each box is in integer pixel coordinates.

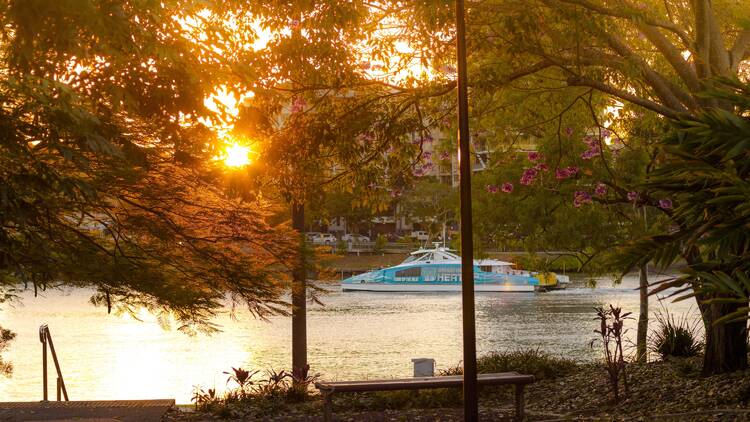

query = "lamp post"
[{"left": 455, "top": 1, "right": 478, "bottom": 421}]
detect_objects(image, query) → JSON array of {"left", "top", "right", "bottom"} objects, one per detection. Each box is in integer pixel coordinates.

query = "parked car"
[
  {"left": 311, "top": 233, "right": 337, "bottom": 244},
  {"left": 342, "top": 234, "right": 370, "bottom": 243},
  {"left": 410, "top": 230, "right": 429, "bottom": 241},
  {"left": 305, "top": 232, "right": 322, "bottom": 242}
]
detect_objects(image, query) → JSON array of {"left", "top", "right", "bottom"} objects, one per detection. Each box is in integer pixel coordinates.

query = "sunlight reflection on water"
[{"left": 0, "top": 273, "right": 700, "bottom": 403}]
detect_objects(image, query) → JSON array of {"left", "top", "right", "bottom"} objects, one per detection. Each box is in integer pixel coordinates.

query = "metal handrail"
[{"left": 39, "top": 325, "right": 69, "bottom": 402}]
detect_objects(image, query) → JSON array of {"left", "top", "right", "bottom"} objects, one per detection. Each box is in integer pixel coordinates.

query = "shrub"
[
  {"left": 591, "top": 305, "right": 631, "bottom": 403},
  {"left": 438, "top": 349, "right": 578, "bottom": 380},
  {"left": 373, "top": 234, "right": 387, "bottom": 254},
  {"left": 192, "top": 365, "right": 321, "bottom": 417},
  {"left": 335, "top": 239, "right": 348, "bottom": 255},
  {"left": 650, "top": 309, "right": 703, "bottom": 359}
]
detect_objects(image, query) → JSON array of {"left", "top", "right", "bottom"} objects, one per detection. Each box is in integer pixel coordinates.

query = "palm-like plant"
[
  {"left": 621, "top": 78, "right": 750, "bottom": 373},
  {"left": 224, "top": 367, "right": 259, "bottom": 395}
]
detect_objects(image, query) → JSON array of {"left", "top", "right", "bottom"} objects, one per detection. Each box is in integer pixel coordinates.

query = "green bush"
[
  {"left": 373, "top": 234, "right": 387, "bottom": 253},
  {"left": 439, "top": 349, "right": 579, "bottom": 381},
  {"left": 192, "top": 365, "right": 321, "bottom": 418},
  {"left": 335, "top": 239, "right": 348, "bottom": 255},
  {"left": 650, "top": 310, "right": 704, "bottom": 359}
]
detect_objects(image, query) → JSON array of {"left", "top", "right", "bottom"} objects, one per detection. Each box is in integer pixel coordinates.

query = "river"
[{"left": 0, "top": 272, "right": 700, "bottom": 404}]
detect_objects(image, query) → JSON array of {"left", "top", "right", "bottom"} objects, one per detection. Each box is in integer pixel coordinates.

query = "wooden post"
[
  {"left": 455, "top": 1, "right": 479, "bottom": 421},
  {"left": 323, "top": 392, "right": 333, "bottom": 422},
  {"left": 515, "top": 384, "right": 525, "bottom": 421},
  {"left": 42, "top": 334, "right": 48, "bottom": 402},
  {"left": 45, "top": 331, "right": 69, "bottom": 401}
]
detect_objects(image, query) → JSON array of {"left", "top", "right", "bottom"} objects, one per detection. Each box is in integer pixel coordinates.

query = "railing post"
[
  {"left": 45, "top": 330, "right": 69, "bottom": 401},
  {"left": 39, "top": 324, "right": 69, "bottom": 402},
  {"left": 39, "top": 325, "right": 48, "bottom": 402}
]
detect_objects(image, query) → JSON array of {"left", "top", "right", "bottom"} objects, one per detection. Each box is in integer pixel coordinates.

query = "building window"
[{"left": 395, "top": 267, "right": 421, "bottom": 278}]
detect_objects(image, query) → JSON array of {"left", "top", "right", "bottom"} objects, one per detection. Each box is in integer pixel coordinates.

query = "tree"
[
  {"left": 624, "top": 80, "right": 750, "bottom": 374},
  {"left": 0, "top": 1, "right": 298, "bottom": 336},
  {"left": 221, "top": 2, "right": 432, "bottom": 374},
  {"left": 371, "top": 0, "right": 749, "bottom": 373},
  {"left": 399, "top": 179, "right": 458, "bottom": 241}
]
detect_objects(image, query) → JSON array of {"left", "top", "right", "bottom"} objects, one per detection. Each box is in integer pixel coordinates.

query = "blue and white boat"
[{"left": 342, "top": 246, "right": 562, "bottom": 292}]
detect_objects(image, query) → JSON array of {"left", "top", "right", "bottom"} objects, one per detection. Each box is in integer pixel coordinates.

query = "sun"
[{"left": 223, "top": 143, "right": 251, "bottom": 168}]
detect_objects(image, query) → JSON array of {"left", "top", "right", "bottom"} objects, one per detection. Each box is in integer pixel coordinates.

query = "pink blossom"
[
  {"left": 535, "top": 163, "right": 549, "bottom": 172},
  {"left": 290, "top": 97, "right": 306, "bottom": 113},
  {"left": 581, "top": 147, "right": 601, "bottom": 160},
  {"left": 573, "top": 191, "right": 592, "bottom": 208},
  {"left": 555, "top": 166, "right": 579, "bottom": 180},
  {"left": 601, "top": 128, "right": 611, "bottom": 138},
  {"left": 390, "top": 189, "right": 402, "bottom": 198},
  {"left": 627, "top": 191, "right": 639, "bottom": 202},
  {"left": 422, "top": 151, "right": 432, "bottom": 160},
  {"left": 421, "top": 134, "right": 434, "bottom": 143},
  {"left": 439, "top": 151, "right": 451, "bottom": 161},
  {"left": 527, "top": 151, "right": 542, "bottom": 162},
  {"left": 290, "top": 19, "right": 300, "bottom": 28},
  {"left": 658, "top": 199, "right": 673, "bottom": 209},
  {"left": 564, "top": 127, "right": 574, "bottom": 137},
  {"left": 486, "top": 184, "right": 499, "bottom": 193},
  {"left": 501, "top": 182, "right": 514, "bottom": 193},
  {"left": 594, "top": 183, "right": 608, "bottom": 197},
  {"left": 520, "top": 167, "right": 538, "bottom": 185}
]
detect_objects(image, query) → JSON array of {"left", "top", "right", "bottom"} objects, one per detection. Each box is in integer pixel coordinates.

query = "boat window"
[
  {"left": 395, "top": 267, "right": 421, "bottom": 278},
  {"left": 480, "top": 265, "right": 493, "bottom": 272}
]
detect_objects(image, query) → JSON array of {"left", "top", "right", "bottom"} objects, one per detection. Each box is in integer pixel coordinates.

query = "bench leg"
[
  {"left": 323, "top": 392, "right": 333, "bottom": 422},
  {"left": 514, "top": 384, "right": 525, "bottom": 421}
]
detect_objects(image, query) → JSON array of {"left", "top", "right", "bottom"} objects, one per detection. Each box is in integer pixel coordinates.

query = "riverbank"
[{"left": 164, "top": 356, "right": 750, "bottom": 421}]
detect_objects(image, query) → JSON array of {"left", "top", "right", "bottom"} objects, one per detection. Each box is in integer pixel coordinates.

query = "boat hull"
[{"left": 341, "top": 282, "right": 535, "bottom": 292}]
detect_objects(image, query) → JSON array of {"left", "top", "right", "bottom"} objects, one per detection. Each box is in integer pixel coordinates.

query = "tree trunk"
[
  {"left": 636, "top": 265, "right": 648, "bottom": 363},
  {"left": 701, "top": 298, "right": 749, "bottom": 375},
  {"left": 291, "top": 202, "right": 307, "bottom": 375}
]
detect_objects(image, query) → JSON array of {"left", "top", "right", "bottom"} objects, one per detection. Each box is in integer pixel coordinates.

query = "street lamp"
[{"left": 455, "top": 1, "right": 479, "bottom": 421}]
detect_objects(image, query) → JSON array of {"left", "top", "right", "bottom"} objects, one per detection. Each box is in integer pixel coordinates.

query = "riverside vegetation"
[{"left": 167, "top": 306, "right": 750, "bottom": 421}]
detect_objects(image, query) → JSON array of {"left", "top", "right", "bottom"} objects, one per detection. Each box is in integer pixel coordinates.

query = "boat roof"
[{"left": 398, "top": 246, "right": 513, "bottom": 267}]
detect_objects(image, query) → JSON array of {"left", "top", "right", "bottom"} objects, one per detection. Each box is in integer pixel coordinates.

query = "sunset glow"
[{"left": 222, "top": 143, "right": 251, "bottom": 167}]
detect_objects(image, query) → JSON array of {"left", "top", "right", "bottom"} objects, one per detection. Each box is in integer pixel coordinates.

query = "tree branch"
[
  {"left": 552, "top": 0, "right": 692, "bottom": 46},
  {"left": 637, "top": 25, "right": 702, "bottom": 93},
  {"left": 603, "top": 31, "right": 692, "bottom": 111},
  {"left": 566, "top": 75, "right": 682, "bottom": 119}
]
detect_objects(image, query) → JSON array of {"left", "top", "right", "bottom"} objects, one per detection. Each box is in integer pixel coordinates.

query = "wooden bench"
[{"left": 315, "top": 372, "right": 535, "bottom": 421}]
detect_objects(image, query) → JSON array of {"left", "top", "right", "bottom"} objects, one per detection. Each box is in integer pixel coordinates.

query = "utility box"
[{"left": 411, "top": 358, "right": 435, "bottom": 377}]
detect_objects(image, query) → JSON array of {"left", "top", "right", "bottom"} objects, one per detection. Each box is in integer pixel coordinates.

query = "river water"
[{"left": 0, "top": 273, "right": 700, "bottom": 404}]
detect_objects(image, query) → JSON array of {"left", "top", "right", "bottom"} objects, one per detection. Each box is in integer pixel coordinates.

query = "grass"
[{"left": 649, "top": 308, "right": 704, "bottom": 360}]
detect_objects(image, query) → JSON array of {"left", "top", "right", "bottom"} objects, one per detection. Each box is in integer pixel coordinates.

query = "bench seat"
[{"left": 315, "top": 372, "right": 534, "bottom": 421}]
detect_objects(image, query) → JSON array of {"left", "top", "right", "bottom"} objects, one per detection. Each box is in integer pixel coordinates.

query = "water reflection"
[{"left": 0, "top": 274, "right": 699, "bottom": 403}]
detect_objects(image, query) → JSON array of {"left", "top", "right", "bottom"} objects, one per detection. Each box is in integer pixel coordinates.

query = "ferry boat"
[{"left": 342, "top": 246, "right": 566, "bottom": 292}]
